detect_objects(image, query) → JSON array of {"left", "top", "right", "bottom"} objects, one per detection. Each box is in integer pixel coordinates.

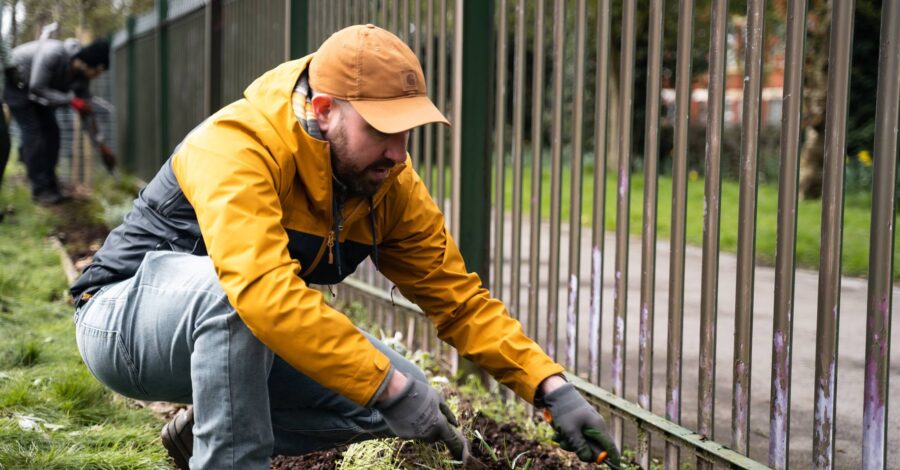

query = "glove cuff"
[{"left": 373, "top": 373, "right": 416, "bottom": 411}]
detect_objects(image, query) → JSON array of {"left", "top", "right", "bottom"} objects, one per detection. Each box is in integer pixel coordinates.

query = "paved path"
[{"left": 486, "top": 215, "right": 900, "bottom": 468}]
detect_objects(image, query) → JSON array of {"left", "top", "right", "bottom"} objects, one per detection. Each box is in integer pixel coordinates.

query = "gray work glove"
[
  {"left": 376, "top": 378, "right": 468, "bottom": 461},
  {"left": 540, "top": 383, "right": 621, "bottom": 467}
]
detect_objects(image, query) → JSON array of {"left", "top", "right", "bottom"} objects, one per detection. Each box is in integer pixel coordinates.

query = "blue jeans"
[{"left": 74, "top": 251, "right": 426, "bottom": 469}]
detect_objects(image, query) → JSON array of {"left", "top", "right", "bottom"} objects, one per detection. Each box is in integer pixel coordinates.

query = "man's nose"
[{"left": 384, "top": 132, "right": 409, "bottom": 163}]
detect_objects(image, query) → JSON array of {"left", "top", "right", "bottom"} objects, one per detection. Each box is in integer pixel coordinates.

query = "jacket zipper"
[
  {"left": 330, "top": 197, "right": 344, "bottom": 276},
  {"left": 300, "top": 237, "right": 328, "bottom": 278}
]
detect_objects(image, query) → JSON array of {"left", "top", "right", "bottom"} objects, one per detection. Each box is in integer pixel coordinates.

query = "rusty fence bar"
[
  {"left": 492, "top": 0, "right": 507, "bottom": 296},
  {"left": 863, "top": 2, "right": 900, "bottom": 468},
  {"left": 508, "top": 0, "right": 525, "bottom": 325},
  {"left": 665, "top": 0, "right": 693, "bottom": 468},
  {"left": 637, "top": 0, "right": 664, "bottom": 466},
  {"left": 768, "top": 0, "right": 807, "bottom": 467},
  {"left": 732, "top": 0, "right": 766, "bottom": 456},
  {"left": 424, "top": 0, "right": 434, "bottom": 190},
  {"left": 813, "top": 1, "right": 854, "bottom": 468},
  {"left": 589, "top": 0, "right": 611, "bottom": 387},
  {"left": 612, "top": 0, "right": 637, "bottom": 450},
  {"left": 526, "top": 0, "right": 544, "bottom": 341},
  {"left": 566, "top": 0, "right": 586, "bottom": 373},
  {"left": 436, "top": 0, "right": 447, "bottom": 215},
  {"left": 698, "top": 1, "right": 728, "bottom": 462},
  {"left": 410, "top": 0, "right": 421, "bottom": 170},
  {"left": 545, "top": 0, "right": 564, "bottom": 362}
]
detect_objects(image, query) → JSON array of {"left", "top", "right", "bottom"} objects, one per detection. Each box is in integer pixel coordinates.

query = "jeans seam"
[{"left": 76, "top": 323, "right": 149, "bottom": 397}]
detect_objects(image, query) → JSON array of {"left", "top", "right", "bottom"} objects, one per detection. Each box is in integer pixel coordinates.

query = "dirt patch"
[
  {"left": 462, "top": 412, "right": 589, "bottom": 469},
  {"left": 270, "top": 411, "right": 588, "bottom": 470},
  {"left": 48, "top": 197, "right": 109, "bottom": 269},
  {"left": 272, "top": 448, "right": 346, "bottom": 469}
]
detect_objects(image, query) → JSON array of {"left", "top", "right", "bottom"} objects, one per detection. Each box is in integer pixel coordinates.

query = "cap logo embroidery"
[{"left": 402, "top": 71, "right": 418, "bottom": 92}]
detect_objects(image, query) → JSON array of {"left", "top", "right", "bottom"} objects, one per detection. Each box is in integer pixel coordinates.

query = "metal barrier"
[{"left": 112, "top": 1, "right": 900, "bottom": 468}]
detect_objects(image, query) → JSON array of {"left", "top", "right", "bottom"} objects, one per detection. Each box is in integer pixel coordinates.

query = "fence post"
[
  {"left": 126, "top": 16, "right": 137, "bottom": 170},
  {"left": 290, "top": 0, "right": 310, "bottom": 58},
  {"left": 157, "top": 0, "right": 170, "bottom": 161},
  {"left": 205, "top": 0, "right": 223, "bottom": 115},
  {"left": 454, "top": 0, "right": 494, "bottom": 384},
  {"left": 457, "top": 0, "right": 493, "bottom": 286}
]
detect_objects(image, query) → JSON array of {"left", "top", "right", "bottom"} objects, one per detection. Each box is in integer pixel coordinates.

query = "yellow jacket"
[{"left": 169, "top": 55, "right": 564, "bottom": 406}]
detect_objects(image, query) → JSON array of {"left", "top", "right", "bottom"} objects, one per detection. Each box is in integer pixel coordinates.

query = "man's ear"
[{"left": 311, "top": 95, "right": 335, "bottom": 133}]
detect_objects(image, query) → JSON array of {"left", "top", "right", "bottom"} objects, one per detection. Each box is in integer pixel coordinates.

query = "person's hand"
[
  {"left": 375, "top": 374, "right": 469, "bottom": 461},
  {"left": 541, "top": 383, "right": 621, "bottom": 467},
  {"left": 70, "top": 97, "right": 92, "bottom": 115},
  {"left": 99, "top": 144, "right": 117, "bottom": 173}
]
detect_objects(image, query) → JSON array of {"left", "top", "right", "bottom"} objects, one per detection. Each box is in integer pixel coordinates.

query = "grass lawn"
[
  {"left": 490, "top": 161, "right": 896, "bottom": 279},
  {"left": 0, "top": 172, "right": 169, "bottom": 469}
]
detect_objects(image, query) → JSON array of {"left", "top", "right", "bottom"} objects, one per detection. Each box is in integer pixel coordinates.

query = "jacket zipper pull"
[{"left": 327, "top": 231, "right": 335, "bottom": 265}]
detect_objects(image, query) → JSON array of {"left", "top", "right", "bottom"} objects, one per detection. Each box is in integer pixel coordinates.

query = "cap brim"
[{"left": 350, "top": 96, "right": 450, "bottom": 134}]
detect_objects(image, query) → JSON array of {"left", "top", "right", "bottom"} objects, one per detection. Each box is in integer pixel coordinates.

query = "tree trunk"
[{"left": 799, "top": 0, "right": 830, "bottom": 200}]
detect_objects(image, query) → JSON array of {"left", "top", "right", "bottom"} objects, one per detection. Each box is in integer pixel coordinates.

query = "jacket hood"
[{"left": 241, "top": 55, "right": 406, "bottom": 213}]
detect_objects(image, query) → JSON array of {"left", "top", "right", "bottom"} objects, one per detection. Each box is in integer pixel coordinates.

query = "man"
[
  {"left": 4, "top": 37, "right": 116, "bottom": 204},
  {"left": 0, "top": 24, "right": 12, "bottom": 215},
  {"left": 70, "top": 25, "right": 619, "bottom": 469}
]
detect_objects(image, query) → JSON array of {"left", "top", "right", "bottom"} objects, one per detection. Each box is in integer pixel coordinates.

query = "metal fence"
[{"left": 113, "top": 1, "right": 900, "bottom": 468}]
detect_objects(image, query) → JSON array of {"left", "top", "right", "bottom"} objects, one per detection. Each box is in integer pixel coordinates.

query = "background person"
[{"left": 4, "top": 37, "right": 115, "bottom": 204}]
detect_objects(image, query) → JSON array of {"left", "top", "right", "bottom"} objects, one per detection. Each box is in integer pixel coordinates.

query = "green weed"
[{"left": 0, "top": 339, "right": 42, "bottom": 368}]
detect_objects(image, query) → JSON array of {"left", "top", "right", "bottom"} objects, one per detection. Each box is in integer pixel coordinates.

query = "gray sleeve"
[
  {"left": 0, "top": 38, "right": 10, "bottom": 69},
  {"left": 28, "top": 43, "right": 72, "bottom": 106}
]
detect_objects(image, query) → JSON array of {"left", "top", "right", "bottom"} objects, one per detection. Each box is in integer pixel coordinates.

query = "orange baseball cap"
[{"left": 309, "top": 24, "right": 450, "bottom": 134}]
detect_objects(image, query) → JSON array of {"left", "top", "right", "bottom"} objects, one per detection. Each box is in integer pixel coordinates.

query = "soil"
[
  {"left": 48, "top": 196, "right": 109, "bottom": 269},
  {"left": 271, "top": 409, "right": 590, "bottom": 470},
  {"left": 271, "top": 448, "right": 346, "bottom": 470}
]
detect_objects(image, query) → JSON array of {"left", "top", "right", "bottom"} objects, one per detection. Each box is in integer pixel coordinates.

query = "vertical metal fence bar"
[
  {"left": 546, "top": 0, "right": 564, "bottom": 362},
  {"left": 638, "top": 0, "right": 664, "bottom": 465},
  {"left": 527, "top": 0, "right": 545, "bottom": 340},
  {"left": 424, "top": 0, "right": 434, "bottom": 190},
  {"left": 732, "top": 0, "right": 766, "bottom": 455},
  {"left": 401, "top": 0, "right": 409, "bottom": 40},
  {"left": 326, "top": 1, "right": 333, "bottom": 36},
  {"left": 308, "top": 3, "right": 316, "bottom": 53},
  {"left": 436, "top": 0, "right": 447, "bottom": 214},
  {"left": 493, "top": 0, "right": 507, "bottom": 296},
  {"left": 612, "top": 0, "right": 637, "bottom": 449},
  {"left": 392, "top": 0, "right": 400, "bottom": 35},
  {"left": 768, "top": 0, "right": 807, "bottom": 466},
  {"left": 862, "top": 3, "right": 900, "bottom": 468},
  {"left": 566, "top": 0, "right": 586, "bottom": 373},
  {"left": 813, "top": 1, "right": 854, "bottom": 467},
  {"left": 589, "top": 0, "right": 611, "bottom": 386},
  {"left": 665, "top": 0, "right": 693, "bottom": 468},
  {"left": 450, "top": 0, "right": 462, "bottom": 240},
  {"left": 698, "top": 0, "right": 728, "bottom": 459},
  {"left": 380, "top": 0, "right": 387, "bottom": 27},
  {"left": 410, "top": 0, "right": 421, "bottom": 170},
  {"left": 509, "top": 0, "right": 525, "bottom": 324}
]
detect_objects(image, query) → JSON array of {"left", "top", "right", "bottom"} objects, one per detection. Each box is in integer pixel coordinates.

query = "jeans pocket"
[{"left": 75, "top": 323, "right": 149, "bottom": 399}]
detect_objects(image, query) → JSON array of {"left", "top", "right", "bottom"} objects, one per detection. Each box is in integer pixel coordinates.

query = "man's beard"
[{"left": 328, "top": 125, "right": 394, "bottom": 197}]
